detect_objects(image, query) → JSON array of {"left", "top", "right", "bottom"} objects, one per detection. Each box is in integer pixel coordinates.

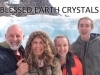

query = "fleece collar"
[{"left": 0, "top": 41, "right": 10, "bottom": 49}]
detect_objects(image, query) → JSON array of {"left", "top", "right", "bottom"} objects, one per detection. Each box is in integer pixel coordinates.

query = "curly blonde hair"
[{"left": 25, "top": 31, "right": 55, "bottom": 70}]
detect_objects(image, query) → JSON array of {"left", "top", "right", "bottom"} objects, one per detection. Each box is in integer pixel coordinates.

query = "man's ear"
[
  {"left": 5, "top": 34, "right": 7, "bottom": 39},
  {"left": 23, "top": 35, "right": 25, "bottom": 39},
  {"left": 91, "top": 27, "right": 93, "bottom": 30}
]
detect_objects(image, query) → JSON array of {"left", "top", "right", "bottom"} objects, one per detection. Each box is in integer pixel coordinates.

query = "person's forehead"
[
  {"left": 79, "top": 19, "right": 92, "bottom": 25},
  {"left": 56, "top": 38, "right": 68, "bottom": 42},
  {"left": 7, "top": 26, "right": 22, "bottom": 32},
  {"left": 7, "top": 30, "right": 23, "bottom": 36},
  {"left": 80, "top": 19, "right": 91, "bottom": 22}
]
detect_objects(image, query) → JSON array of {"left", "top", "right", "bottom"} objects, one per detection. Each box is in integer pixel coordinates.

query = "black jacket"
[{"left": 0, "top": 41, "right": 25, "bottom": 75}]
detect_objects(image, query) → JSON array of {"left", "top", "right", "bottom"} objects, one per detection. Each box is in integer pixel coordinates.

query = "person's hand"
[
  {"left": 16, "top": 59, "right": 29, "bottom": 75},
  {"left": 17, "top": 59, "right": 24, "bottom": 66}
]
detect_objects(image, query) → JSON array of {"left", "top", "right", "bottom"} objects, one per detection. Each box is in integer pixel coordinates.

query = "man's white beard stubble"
[{"left": 6, "top": 40, "right": 21, "bottom": 51}]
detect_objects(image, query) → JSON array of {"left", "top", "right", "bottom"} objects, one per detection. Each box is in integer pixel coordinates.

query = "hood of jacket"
[
  {"left": 76, "top": 33, "right": 100, "bottom": 44},
  {"left": 0, "top": 41, "right": 10, "bottom": 49}
]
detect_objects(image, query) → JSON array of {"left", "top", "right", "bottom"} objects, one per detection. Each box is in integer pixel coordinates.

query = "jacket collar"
[
  {"left": 76, "top": 33, "right": 100, "bottom": 44},
  {"left": 0, "top": 41, "right": 10, "bottom": 49},
  {"left": 0, "top": 41, "right": 25, "bottom": 57}
]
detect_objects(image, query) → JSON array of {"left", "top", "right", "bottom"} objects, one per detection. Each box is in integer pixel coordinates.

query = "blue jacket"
[{"left": 0, "top": 41, "right": 25, "bottom": 75}]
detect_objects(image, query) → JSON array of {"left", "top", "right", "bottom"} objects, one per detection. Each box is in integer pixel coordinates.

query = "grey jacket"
[
  {"left": 72, "top": 33, "right": 100, "bottom": 75},
  {"left": 24, "top": 57, "right": 62, "bottom": 75}
]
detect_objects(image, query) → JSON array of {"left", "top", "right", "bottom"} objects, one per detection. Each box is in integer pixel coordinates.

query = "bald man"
[{"left": 0, "top": 25, "right": 29, "bottom": 75}]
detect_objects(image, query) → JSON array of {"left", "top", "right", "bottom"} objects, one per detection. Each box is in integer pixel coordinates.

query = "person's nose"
[
  {"left": 61, "top": 46, "right": 64, "bottom": 50},
  {"left": 37, "top": 43, "right": 40, "bottom": 47},
  {"left": 13, "top": 36, "right": 17, "bottom": 41}
]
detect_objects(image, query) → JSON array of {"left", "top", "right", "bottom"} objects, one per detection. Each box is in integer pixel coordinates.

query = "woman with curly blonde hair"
[{"left": 24, "top": 31, "right": 62, "bottom": 75}]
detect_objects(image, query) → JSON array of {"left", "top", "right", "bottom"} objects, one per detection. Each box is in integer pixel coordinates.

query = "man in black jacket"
[{"left": 0, "top": 25, "right": 29, "bottom": 75}]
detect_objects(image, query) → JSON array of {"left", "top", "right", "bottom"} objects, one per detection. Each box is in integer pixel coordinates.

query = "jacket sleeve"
[
  {"left": 74, "top": 56, "right": 83, "bottom": 75},
  {"left": 71, "top": 42, "right": 80, "bottom": 58},
  {"left": 77, "top": 65, "right": 83, "bottom": 75},
  {"left": 77, "top": 69, "right": 83, "bottom": 75},
  {"left": 3, "top": 71, "right": 17, "bottom": 75},
  {"left": 52, "top": 57, "right": 62, "bottom": 75},
  {"left": 0, "top": 60, "right": 17, "bottom": 75}
]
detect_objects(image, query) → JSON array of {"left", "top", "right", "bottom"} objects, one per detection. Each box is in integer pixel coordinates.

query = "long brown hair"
[
  {"left": 54, "top": 35, "right": 75, "bottom": 75},
  {"left": 25, "top": 31, "right": 55, "bottom": 70}
]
